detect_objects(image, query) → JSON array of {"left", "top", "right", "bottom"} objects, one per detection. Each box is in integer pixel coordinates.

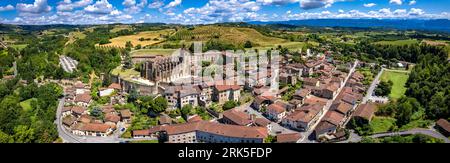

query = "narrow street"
[{"left": 299, "top": 60, "right": 359, "bottom": 143}]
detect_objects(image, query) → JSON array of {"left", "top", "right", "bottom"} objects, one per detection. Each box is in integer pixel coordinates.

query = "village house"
[
  {"left": 160, "top": 121, "right": 268, "bottom": 143},
  {"left": 351, "top": 103, "right": 378, "bottom": 125},
  {"left": 179, "top": 87, "right": 199, "bottom": 108},
  {"left": 71, "top": 123, "right": 113, "bottom": 137},
  {"left": 132, "top": 126, "right": 162, "bottom": 138},
  {"left": 252, "top": 95, "right": 277, "bottom": 111},
  {"left": 222, "top": 109, "right": 253, "bottom": 126},
  {"left": 159, "top": 114, "right": 173, "bottom": 125},
  {"left": 253, "top": 118, "right": 272, "bottom": 133},
  {"left": 120, "top": 109, "right": 132, "bottom": 124},
  {"left": 74, "top": 81, "right": 89, "bottom": 95},
  {"left": 303, "top": 78, "right": 320, "bottom": 87},
  {"left": 276, "top": 133, "right": 302, "bottom": 143},
  {"left": 266, "top": 103, "right": 286, "bottom": 122},
  {"left": 62, "top": 115, "right": 77, "bottom": 127},
  {"left": 213, "top": 85, "right": 241, "bottom": 104},
  {"left": 74, "top": 93, "right": 92, "bottom": 107},
  {"left": 331, "top": 102, "right": 354, "bottom": 117},
  {"left": 281, "top": 104, "right": 323, "bottom": 131},
  {"left": 279, "top": 73, "right": 297, "bottom": 85},
  {"left": 435, "top": 119, "right": 450, "bottom": 137},
  {"left": 293, "top": 88, "right": 311, "bottom": 105},
  {"left": 314, "top": 111, "right": 346, "bottom": 140}
]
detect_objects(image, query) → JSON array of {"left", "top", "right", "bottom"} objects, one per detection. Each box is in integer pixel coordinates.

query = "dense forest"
[{"left": 0, "top": 79, "right": 63, "bottom": 143}]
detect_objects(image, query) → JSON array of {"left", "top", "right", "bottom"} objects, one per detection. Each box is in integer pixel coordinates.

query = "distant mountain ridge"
[{"left": 248, "top": 19, "right": 450, "bottom": 33}]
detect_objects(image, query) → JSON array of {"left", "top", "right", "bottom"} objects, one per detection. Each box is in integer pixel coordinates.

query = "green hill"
[{"left": 168, "top": 25, "right": 288, "bottom": 48}]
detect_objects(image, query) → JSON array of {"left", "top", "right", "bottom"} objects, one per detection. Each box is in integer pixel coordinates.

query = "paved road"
[
  {"left": 362, "top": 68, "right": 384, "bottom": 104},
  {"left": 370, "top": 128, "right": 450, "bottom": 143},
  {"left": 299, "top": 60, "right": 359, "bottom": 143},
  {"left": 339, "top": 128, "right": 450, "bottom": 143}
]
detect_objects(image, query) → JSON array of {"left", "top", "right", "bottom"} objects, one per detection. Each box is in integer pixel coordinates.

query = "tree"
[
  {"left": 223, "top": 101, "right": 237, "bottom": 111},
  {"left": 244, "top": 40, "right": 253, "bottom": 48},
  {"left": 90, "top": 107, "right": 104, "bottom": 119},
  {"left": 181, "top": 104, "right": 193, "bottom": 118},
  {"left": 125, "top": 41, "right": 133, "bottom": 51},
  {"left": 0, "top": 130, "right": 13, "bottom": 143},
  {"left": 152, "top": 96, "right": 168, "bottom": 113},
  {"left": 135, "top": 44, "right": 142, "bottom": 50},
  {"left": 374, "top": 80, "right": 393, "bottom": 97},
  {"left": 264, "top": 135, "right": 276, "bottom": 143},
  {"left": 13, "top": 125, "right": 35, "bottom": 143}
]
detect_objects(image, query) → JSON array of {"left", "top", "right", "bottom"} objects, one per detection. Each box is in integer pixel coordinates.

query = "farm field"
[
  {"left": 380, "top": 70, "right": 410, "bottom": 99},
  {"left": 111, "top": 25, "right": 133, "bottom": 33},
  {"left": 101, "top": 29, "right": 175, "bottom": 48},
  {"left": 170, "top": 26, "right": 288, "bottom": 47},
  {"left": 131, "top": 49, "right": 177, "bottom": 56},
  {"left": 374, "top": 39, "right": 419, "bottom": 46}
]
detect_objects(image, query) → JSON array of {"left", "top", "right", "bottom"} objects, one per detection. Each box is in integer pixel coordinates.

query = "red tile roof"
[
  {"left": 267, "top": 103, "right": 286, "bottom": 114},
  {"left": 74, "top": 123, "right": 111, "bottom": 133},
  {"left": 223, "top": 109, "right": 252, "bottom": 126},
  {"left": 277, "top": 133, "right": 302, "bottom": 143},
  {"left": 108, "top": 83, "right": 122, "bottom": 90},
  {"left": 323, "top": 111, "right": 345, "bottom": 126},
  {"left": 162, "top": 121, "right": 268, "bottom": 139},
  {"left": 436, "top": 119, "right": 450, "bottom": 132},
  {"left": 74, "top": 93, "right": 92, "bottom": 103},
  {"left": 353, "top": 103, "right": 377, "bottom": 121},
  {"left": 215, "top": 85, "right": 241, "bottom": 92}
]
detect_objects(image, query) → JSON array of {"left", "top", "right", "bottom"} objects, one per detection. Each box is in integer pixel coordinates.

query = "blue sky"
[{"left": 0, "top": 0, "right": 449, "bottom": 25}]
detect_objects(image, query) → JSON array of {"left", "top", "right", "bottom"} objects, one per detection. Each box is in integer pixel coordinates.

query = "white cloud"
[
  {"left": 409, "top": 8, "right": 424, "bottom": 16},
  {"left": 165, "top": 0, "right": 182, "bottom": 8},
  {"left": 409, "top": 0, "right": 416, "bottom": 5},
  {"left": 17, "top": 0, "right": 52, "bottom": 14},
  {"left": 389, "top": 0, "right": 403, "bottom": 5},
  {"left": 257, "top": 0, "right": 299, "bottom": 5},
  {"left": 57, "top": 0, "right": 93, "bottom": 11},
  {"left": 123, "top": 0, "right": 136, "bottom": 7},
  {"left": 363, "top": 3, "right": 376, "bottom": 8},
  {"left": 0, "top": 5, "right": 15, "bottom": 12},
  {"left": 300, "top": 0, "right": 348, "bottom": 10},
  {"left": 123, "top": 0, "right": 148, "bottom": 14},
  {"left": 148, "top": 0, "right": 164, "bottom": 9},
  {"left": 84, "top": 0, "right": 114, "bottom": 14},
  {"left": 181, "top": 0, "right": 263, "bottom": 24}
]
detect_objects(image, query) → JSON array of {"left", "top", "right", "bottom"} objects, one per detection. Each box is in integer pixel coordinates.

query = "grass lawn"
[
  {"left": 380, "top": 70, "right": 410, "bottom": 99},
  {"left": 374, "top": 39, "right": 419, "bottom": 46},
  {"left": 129, "top": 140, "right": 159, "bottom": 143},
  {"left": 370, "top": 116, "right": 397, "bottom": 133},
  {"left": 131, "top": 48, "right": 177, "bottom": 56},
  {"left": 20, "top": 98, "right": 37, "bottom": 111}
]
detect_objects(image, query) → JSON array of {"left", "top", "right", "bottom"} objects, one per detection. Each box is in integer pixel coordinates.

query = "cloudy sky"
[{"left": 0, "top": 0, "right": 449, "bottom": 25}]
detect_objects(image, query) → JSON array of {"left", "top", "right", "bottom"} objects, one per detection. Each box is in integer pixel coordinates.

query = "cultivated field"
[
  {"left": 111, "top": 25, "right": 133, "bottom": 33},
  {"left": 101, "top": 29, "right": 175, "bottom": 48},
  {"left": 170, "top": 26, "right": 288, "bottom": 47},
  {"left": 380, "top": 70, "right": 410, "bottom": 99}
]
